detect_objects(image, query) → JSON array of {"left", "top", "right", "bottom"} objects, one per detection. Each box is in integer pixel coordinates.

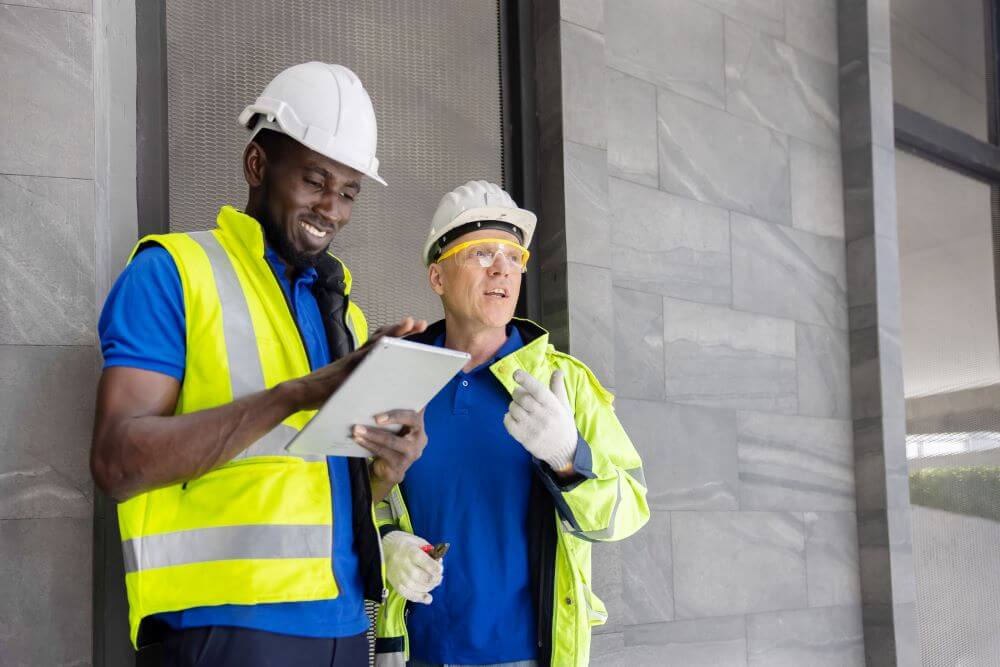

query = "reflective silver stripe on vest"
[
  {"left": 121, "top": 523, "right": 331, "bottom": 574},
  {"left": 189, "top": 231, "right": 265, "bottom": 400},
  {"left": 188, "top": 231, "right": 315, "bottom": 461},
  {"left": 374, "top": 652, "right": 406, "bottom": 667},
  {"left": 374, "top": 504, "right": 395, "bottom": 524},
  {"left": 626, "top": 465, "right": 646, "bottom": 488},
  {"left": 387, "top": 488, "right": 407, "bottom": 522},
  {"left": 344, "top": 306, "right": 360, "bottom": 349}
]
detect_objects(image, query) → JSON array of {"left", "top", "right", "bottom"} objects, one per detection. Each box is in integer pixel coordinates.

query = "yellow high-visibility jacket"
[
  {"left": 374, "top": 318, "right": 650, "bottom": 666},
  {"left": 115, "top": 206, "right": 383, "bottom": 647}
]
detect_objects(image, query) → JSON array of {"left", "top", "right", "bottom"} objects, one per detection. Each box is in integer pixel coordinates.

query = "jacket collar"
[{"left": 407, "top": 317, "right": 553, "bottom": 395}]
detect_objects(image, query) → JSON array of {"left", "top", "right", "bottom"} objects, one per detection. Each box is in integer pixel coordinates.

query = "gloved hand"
[
  {"left": 503, "top": 369, "right": 578, "bottom": 473},
  {"left": 382, "top": 530, "right": 444, "bottom": 604}
]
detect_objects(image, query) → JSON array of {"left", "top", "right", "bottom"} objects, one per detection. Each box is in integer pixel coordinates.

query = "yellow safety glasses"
[{"left": 436, "top": 237, "right": 531, "bottom": 273}]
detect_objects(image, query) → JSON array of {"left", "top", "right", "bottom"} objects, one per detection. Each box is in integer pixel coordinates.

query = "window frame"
[{"left": 893, "top": 0, "right": 1000, "bottom": 183}]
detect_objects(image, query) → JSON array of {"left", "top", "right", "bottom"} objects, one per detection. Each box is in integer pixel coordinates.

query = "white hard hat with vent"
[
  {"left": 424, "top": 180, "right": 537, "bottom": 266},
  {"left": 238, "top": 62, "right": 386, "bottom": 185}
]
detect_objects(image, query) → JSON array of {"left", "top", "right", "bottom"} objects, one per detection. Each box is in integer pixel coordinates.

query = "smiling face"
[
  {"left": 429, "top": 228, "right": 523, "bottom": 331},
  {"left": 243, "top": 130, "right": 363, "bottom": 269}
]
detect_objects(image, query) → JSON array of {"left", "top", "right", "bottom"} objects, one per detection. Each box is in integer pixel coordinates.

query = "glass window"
[
  {"left": 896, "top": 148, "right": 1000, "bottom": 666},
  {"left": 891, "top": 0, "right": 989, "bottom": 141},
  {"left": 898, "top": 151, "right": 999, "bottom": 397}
]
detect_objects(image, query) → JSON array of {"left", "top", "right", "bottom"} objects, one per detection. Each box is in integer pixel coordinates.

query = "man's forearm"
[{"left": 93, "top": 379, "right": 304, "bottom": 501}]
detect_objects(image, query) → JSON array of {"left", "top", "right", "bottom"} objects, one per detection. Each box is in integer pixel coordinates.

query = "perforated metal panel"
[
  {"left": 897, "top": 147, "right": 1000, "bottom": 665},
  {"left": 165, "top": 0, "right": 504, "bottom": 329}
]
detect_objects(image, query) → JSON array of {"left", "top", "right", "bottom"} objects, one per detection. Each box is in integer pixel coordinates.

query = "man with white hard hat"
[
  {"left": 371, "top": 181, "right": 650, "bottom": 666},
  {"left": 91, "top": 62, "right": 428, "bottom": 666}
]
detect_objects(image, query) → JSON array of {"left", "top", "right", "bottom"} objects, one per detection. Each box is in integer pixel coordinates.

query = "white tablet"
[{"left": 285, "top": 336, "right": 471, "bottom": 457}]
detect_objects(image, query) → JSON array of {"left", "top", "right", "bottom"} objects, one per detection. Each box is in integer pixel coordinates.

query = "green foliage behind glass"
[{"left": 910, "top": 466, "right": 1000, "bottom": 522}]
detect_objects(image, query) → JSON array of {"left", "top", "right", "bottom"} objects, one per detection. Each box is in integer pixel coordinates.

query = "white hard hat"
[
  {"left": 238, "top": 62, "right": 386, "bottom": 185},
  {"left": 423, "top": 180, "right": 536, "bottom": 266}
]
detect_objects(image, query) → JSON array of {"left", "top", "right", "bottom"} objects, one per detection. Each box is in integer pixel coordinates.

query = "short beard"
[{"left": 257, "top": 181, "right": 325, "bottom": 271}]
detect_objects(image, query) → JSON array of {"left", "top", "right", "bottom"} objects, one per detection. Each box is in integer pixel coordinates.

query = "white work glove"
[
  {"left": 503, "top": 369, "right": 578, "bottom": 473},
  {"left": 382, "top": 530, "right": 444, "bottom": 604}
]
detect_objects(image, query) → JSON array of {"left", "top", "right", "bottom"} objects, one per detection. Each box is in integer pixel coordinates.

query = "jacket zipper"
[
  {"left": 361, "top": 460, "right": 389, "bottom": 602},
  {"left": 538, "top": 516, "right": 556, "bottom": 665}
]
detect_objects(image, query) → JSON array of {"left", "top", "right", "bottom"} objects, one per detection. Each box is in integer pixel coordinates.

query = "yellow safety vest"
[
  {"left": 115, "top": 206, "right": 370, "bottom": 647},
  {"left": 373, "top": 318, "right": 650, "bottom": 666}
]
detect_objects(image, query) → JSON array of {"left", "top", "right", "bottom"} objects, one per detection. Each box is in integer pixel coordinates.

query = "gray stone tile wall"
[
  {"left": 0, "top": 0, "right": 917, "bottom": 665},
  {"left": 550, "top": 1, "right": 866, "bottom": 664},
  {"left": 657, "top": 88, "right": 792, "bottom": 225},
  {"left": 747, "top": 605, "right": 865, "bottom": 666},
  {"left": 0, "top": 4, "right": 94, "bottom": 179},
  {"left": 607, "top": 0, "right": 726, "bottom": 109},
  {"left": 0, "top": 2, "right": 97, "bottom": 665}
]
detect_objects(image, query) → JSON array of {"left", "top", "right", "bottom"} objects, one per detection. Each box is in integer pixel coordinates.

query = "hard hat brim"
[{"left": 424, "top": 205, "right": 537, "bottom": 265}]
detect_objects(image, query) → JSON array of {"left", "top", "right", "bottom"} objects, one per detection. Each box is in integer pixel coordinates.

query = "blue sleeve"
[{"left": 98, "top": 245, "right": 186, "bottom": 381}]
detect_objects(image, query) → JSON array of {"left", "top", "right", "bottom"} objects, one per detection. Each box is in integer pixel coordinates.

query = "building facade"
[{"left": 1, "top": 0, "right": 997, "bottom": 665}]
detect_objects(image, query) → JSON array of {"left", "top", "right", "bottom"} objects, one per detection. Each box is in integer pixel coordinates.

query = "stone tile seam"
[
  {"left": 723, "top": 12, "right": 845, "bottom": 79},
  {"left": 0, "top": 458, "right": 95, "bottom": 503},
  {"left": 563, "top": 259, "right": 613, "bottom": 273},
  {"left": 744, "top": 611, "right": 750, "bottom": 663},
  {"left": 728, "top": 210, "right": 736, "bottom": 308},
  {"left": 727, "top": 302, "right": 848, "bottom": 334},
  {"left": 799, "top": 511, "right": 811, "bottom": 606},
  {"left": 608, "top": 286, "right": 738, "bottom": 312},
  {"left": 608, "top": 288, "right": 735, "bottom": 311},
  {"left": 0, "top": 171, "right": 94, "bottom": 183},
  {"left": 606, "top": 63, "right": 723, "bottom": 113},
  {"left": 0, "top": 343, "right": 98, "bottom": 349},
  {"left": 655, "top": 85, "right": 663, "bottom": 189},
  {"left": 668, "top": 509, "right": 679, "bottom": 625},
  {"left": 565, "top": 136, "right": 608, "bottom": 150},
  {"left": 0, "top": 2, "right": 90, "bottom": 15},
  {"left": 607, "top": 175, "right": 737, "bottom": 221},
  {"left": 643, "top": 53, "right": 843, "bottom": 159},
  {"left": 619, "top": 602, "right": 862, "bottom": 631},
  {"left": 0, "top": 515, "right": 93, "bottom": 521},
  {"left": 560, "top": 16, "right": 603, "bottom": 37},
  {"left": 687, "top": 0, "right": 786, "bottom": 44},
  {"left": 668, "top": 509, "right": 837, "bottom": 516}
]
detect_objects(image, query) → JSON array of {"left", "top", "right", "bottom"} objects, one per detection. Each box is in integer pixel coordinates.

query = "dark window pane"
[{"left": 891, "top": 0, "right": 989, "bottom": 141}]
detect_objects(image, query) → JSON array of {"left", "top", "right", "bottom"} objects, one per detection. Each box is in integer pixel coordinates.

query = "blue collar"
[
  {"left": 264, "top": 244, "right": 318, "bottom": 288},
  {"left": 434, "top": 325, "right": 525, "bottom": 375}
]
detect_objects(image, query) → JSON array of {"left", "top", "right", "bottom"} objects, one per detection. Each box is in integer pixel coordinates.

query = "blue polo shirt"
[
  {"left": 401, "top": 326, "right": 539, "bottom": 664},
  {"left": 98, "top": 243, "right": 368, "bottom": 638}
]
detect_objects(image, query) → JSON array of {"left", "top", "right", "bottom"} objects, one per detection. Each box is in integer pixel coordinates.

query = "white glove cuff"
[{"left": 543, "top": 433, "right": 577, "bottom": 472}]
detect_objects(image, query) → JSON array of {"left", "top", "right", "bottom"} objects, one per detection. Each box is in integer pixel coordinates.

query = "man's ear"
[
  {"left": 428, "top": 263, "right": 446, "bottom": 296},
  {"left": 243, "top": 141, "right": 267, "bottom": 188}
]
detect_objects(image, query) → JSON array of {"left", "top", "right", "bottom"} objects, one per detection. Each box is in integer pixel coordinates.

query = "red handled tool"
[{"left": 421, "top": 542, "right": 450, "bottom": 560}]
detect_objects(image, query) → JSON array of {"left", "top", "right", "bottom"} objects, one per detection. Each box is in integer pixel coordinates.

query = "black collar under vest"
[{"left": 313, "top": 253, "right": 353, "bottom": 361}]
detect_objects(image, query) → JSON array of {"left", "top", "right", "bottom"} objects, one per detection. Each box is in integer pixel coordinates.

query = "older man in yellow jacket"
[{"left": 372, "top": 181, "right": 650, "bottom": 667}]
